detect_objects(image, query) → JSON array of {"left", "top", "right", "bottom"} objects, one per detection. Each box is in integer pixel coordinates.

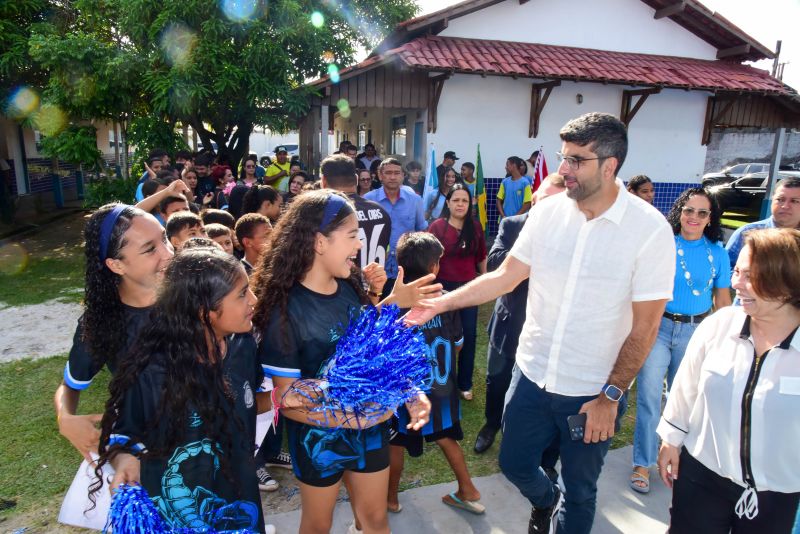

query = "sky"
[{"left": 414, "top": 0, "right": 800, "bottom": 90}]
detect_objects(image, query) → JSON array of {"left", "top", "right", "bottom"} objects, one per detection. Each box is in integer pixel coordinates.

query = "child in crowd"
[
  {"left": 389, "top": 232, "right": 484, "bottom": 515},
  {"left": 235, "top": 213, "right": 271, "bottom": 275},
  {"left": 158, "top": 195, "right": 190, "bottom": 222},
  {"left": 242, "top": 184, "right": 283, "bottom": 224},
  {"left": 404, "top": 161, "right": 424, "bottom": 196},
  {"left": 166, "top": 211, "right": 205, "bottom": 250},
  {"left": 206, "top": 223, "right": 235, "bottom": 255},
  {"left": 496, "top": 156, "right": 532, "bottom": 219},
  {"left": 460, "top": 162, "right": 478, "bottom": 209},
  {"left": 201, "top": 208, "right": 236, "bottom": 230},
  {"left": 94, "top": 247, "right": 275, "bottom": 534},
  {"left": 251, "top": 190, "right": 433, "bottom": 534},
  {"left": 56, "top": 204, "right": 173, "bottom": 529}
]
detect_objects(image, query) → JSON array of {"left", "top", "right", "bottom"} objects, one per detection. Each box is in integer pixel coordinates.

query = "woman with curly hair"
[
  {"left": 242, "top": 184, "right": 283, "bottom": 224},
  {"left": 629, "top": 187, "right": 731, "bottom": 494},
  {"left": 252, "top": 190, "right": 435, "bottom": 534},
  {"left": 92, "top": 247, "right": 274, "bottom": 533},
  {"left": 54, "top": 203, "right": 173, "bottom": 528}
]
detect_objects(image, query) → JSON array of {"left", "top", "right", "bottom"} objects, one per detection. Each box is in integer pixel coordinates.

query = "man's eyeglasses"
[
  {"left": 556, "top": 152, "right": 608, "bottom": 171},
  {"left": 681, "top": 207, "right": 711, "bottom": 219}
]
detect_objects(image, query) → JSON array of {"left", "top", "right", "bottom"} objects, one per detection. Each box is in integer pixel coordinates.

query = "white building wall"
[
  {"left": 428, "top": 73, "right": 708, "bottom": 183},
  {"left": 439, "top": 0, "right": 719, "bottom": 60}
]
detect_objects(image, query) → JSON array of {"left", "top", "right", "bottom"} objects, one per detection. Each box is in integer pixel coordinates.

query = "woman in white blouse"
[{"left": 656, "top": 228, "right": 800, "bottom": 533}]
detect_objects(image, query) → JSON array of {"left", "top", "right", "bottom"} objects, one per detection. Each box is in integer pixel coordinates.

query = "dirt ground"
[{"left": 0, "top": 212, "right": 87, "bottom": 363}]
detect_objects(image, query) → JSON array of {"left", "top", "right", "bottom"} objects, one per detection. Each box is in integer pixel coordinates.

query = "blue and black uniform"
[
  {"left": 259, "top": 280, "right": 389, "bottom": 487},
  {"left": 393, "top": 309, "right": 463, "bottom": 457},
  {"left": 110, "top": 334, "right": 267, "bottom": 533},
  {"left": 63, "top": 305, "right": 151, "bottom": 391}
]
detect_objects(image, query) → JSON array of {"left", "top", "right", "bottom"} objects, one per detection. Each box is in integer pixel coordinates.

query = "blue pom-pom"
[
  {"left": 105, "top": 484, "right": 168, "bottom": 533},
  {"left": 105, "top": 484, "right": 256, "bottom": 534},
  {"left": 302, "top": 304, "right": 431, "bottom": 425}
]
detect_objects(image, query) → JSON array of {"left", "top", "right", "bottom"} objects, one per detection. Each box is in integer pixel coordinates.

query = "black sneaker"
[
  {"left": 256, "top": 466, "right": 279, "bottom": 492},
  {"left": 265, "top": 451, "right": 293, "bottom": 470},
  {"left": 529, "top": 484, "right": 563, "bottom": 534}
]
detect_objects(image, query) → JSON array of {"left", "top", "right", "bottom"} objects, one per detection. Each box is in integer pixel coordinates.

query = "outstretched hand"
[
  {"left": 388, "top": 266, "right": 443, "bottom": 309},
  {"left": 405, "top": 392, "right": 431, "bottom": 431}
]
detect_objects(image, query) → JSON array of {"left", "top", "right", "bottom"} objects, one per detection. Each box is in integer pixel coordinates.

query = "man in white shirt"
[{"left": 407, "top": 112, "right": 675, "bottom": 534}]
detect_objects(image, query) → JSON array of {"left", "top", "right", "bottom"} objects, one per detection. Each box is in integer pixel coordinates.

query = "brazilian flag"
[{"left": 476, "top": 144, "right": 488, "bottom": 237}]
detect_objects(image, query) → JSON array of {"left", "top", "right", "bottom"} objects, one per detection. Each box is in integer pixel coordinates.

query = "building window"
[
  {"left": 109, "top": 128, "right": 118, "bottom": 148},
  {"left": 390, "top": 116, "right": 406, "bottom": 156}
]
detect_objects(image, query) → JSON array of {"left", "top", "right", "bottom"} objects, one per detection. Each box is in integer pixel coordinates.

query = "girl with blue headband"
[
  {"left": 252, "top": 190, "right": 438, "bottom": 534},
  {"left": 55, "top": 203, "right": 174, "bottom": 529}
]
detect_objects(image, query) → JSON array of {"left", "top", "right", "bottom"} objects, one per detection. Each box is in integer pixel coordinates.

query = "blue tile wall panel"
[{"left": 481, "top": 178, "right": 698, "bottom": 241}]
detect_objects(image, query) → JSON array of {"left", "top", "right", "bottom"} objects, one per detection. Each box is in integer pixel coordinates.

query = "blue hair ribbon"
[
  {"left": 99, "top": 204, "right": 129, "bottom": 261},
  {"left": 318, "top": 194, "right": 348, "bottom": 231}
]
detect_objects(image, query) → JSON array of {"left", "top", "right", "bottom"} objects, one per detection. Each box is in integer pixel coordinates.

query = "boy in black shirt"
[
  {"left": 320, "top": 154, "right": 392, "bottom": 273},
  {"left": 390, "top": 232, "right": 485, "bottom": 514}
]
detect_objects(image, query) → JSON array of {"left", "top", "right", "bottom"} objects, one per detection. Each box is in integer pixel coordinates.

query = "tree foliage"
[
  {"left": 24, "top": 0, "right": 418, "bottom": 169},
  {"left": 38, "top": 124, "right": 102, "bottom": 166}
]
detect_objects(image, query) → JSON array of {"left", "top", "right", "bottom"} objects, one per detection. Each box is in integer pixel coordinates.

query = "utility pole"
[
  {"left": 761, "top": 128, "right": 785, "bottom": 220},
  {"left": 772, "top": 40, "right": 782, "bottom": 77}
]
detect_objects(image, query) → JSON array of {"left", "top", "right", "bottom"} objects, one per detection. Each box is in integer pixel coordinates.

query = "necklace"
[{"left": 675, "top": 235, "right": 716, "bottom": 296}]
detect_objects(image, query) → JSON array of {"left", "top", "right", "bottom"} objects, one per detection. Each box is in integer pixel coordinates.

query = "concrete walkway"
[{"left": 266, "top": 445, "right": 670, "bottom": 533}]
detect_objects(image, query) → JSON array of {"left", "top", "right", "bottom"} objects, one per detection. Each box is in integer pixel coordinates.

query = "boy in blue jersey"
[
  {"left": 390, "top": 232, "right": 485, "bottom": 515},
  {"left": 496, "top": 156, "right": 532, "bottom": 219}
]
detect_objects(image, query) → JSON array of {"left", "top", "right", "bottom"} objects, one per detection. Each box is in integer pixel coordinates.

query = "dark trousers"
[
  {"left": 441, "top": 280, "right": 478, "bottom": 392},
  {"left": 485, "top": 344, "right": 516, "bottom": 430},
  {"left": 499, "top": 373, "right": 626, "bottom": 534},
  {"left": 254, "top": 417, "right": 284, "bottom": 464},
  {"left": 670, "top": 449, "right": 800, "bottom": 534}
]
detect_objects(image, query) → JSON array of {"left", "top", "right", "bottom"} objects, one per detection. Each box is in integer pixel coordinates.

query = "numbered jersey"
[
  {"left": 349, "top": 193, "right": 391, "bottom": 270},
  {"left": 398, "top": 309, "right": 463, "bottom": 436}
]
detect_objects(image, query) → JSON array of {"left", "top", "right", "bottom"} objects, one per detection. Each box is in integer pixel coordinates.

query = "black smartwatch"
[{"left": 601, "top": 383, "right": 624, "bottom": 402}]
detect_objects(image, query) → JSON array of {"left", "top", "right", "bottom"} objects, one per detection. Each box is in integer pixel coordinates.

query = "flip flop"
[
  {"left": 387, "top": 503, "right": 403, "bottom": 513},
  {"left": 630, "top": 471, "right": 650, "bottom": 494},
  {"left": 442, "top": 491, "right": 486, "bottom": 515}
]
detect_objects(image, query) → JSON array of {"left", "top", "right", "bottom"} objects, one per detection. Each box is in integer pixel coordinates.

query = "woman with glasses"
[
  {"left": 357, "top": 168, "right": 373, "bottom": 196},
  {"left": 630, "top": 187, "right": 731, "bottom": 494},
  {"left": 240, "top": 158, "right": 261, "bottom": 187}
]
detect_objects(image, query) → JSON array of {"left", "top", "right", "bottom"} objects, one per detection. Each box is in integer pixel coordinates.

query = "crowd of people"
[{"left": 52, "top": 112, "right": 800, "bottom": 534}]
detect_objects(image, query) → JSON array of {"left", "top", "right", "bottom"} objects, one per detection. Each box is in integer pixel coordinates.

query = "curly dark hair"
[
  {"left": 251, "top": 190, "right": 368, "bottom": 348},
  {"left": 439, "top": 183, "right": 478, "bottom": 257},
  {"left": 91, "top": 247, "right": 247, "bottom": 502},
  {"left": 81, "top": 204, "right": 147, "bottom": 369},
  {"left": 666, "top": 187, "right": 723, "bottom": 242}
]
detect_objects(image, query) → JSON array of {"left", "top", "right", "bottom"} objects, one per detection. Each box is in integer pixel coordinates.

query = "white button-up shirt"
[
  {"left": 657, "top": 306, "right": 800, "bottom": 493},
  {"left": 510, "top": 180, "right": 675, "bottom": 396}
]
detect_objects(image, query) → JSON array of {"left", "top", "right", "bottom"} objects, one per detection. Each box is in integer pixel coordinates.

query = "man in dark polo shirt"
[{"left": 320, "top": 154, "right": 392, "bottom": 274}]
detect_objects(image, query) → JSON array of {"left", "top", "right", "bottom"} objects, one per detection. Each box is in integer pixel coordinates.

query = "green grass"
[
  {"left": 0, "top": 306, "right": 637, "bottom": 522},
  {"left": 0, "top": 245, "right": 84, "bottom": 306},
  {"left": 0, "top": 356, "right": 110, "bottom": 520}
]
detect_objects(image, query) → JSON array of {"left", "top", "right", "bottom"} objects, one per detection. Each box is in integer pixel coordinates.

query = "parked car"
[
  {"left": 701, "top": 162, "right": 769, "bottom": 187},
  {"left": 708, "top": 171, "right": 800, "bottom": 213},
  {"left": 702, "top": 163, "right": 798, "bottom": 187}
]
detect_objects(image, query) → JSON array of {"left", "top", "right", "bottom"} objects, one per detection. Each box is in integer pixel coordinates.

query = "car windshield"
[{"left": 726, "top": 164, "right": 747, "bottom": 174}]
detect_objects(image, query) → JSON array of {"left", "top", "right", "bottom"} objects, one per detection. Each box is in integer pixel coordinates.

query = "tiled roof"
[
  {"left": 386, "top": 35, "right": 789, "bottom": 94},
  {"left": 386, "top": 0, "right": 773, "bottom": 62}
]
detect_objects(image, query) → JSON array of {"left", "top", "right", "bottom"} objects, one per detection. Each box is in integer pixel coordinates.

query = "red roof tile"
[{"left": 384, "top": 36, "right": 789, "bottom": 94}]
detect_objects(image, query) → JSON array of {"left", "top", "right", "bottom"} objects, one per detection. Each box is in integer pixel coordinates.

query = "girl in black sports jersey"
[
  {"left": 55, "top": 204, "right": 173, "bottom": 529},
  {"left": 252, "top": 190, "right": 433, "bottom": 534},
  {"left": 93, "top": 247, "right": 274, "bottom": 533}
]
